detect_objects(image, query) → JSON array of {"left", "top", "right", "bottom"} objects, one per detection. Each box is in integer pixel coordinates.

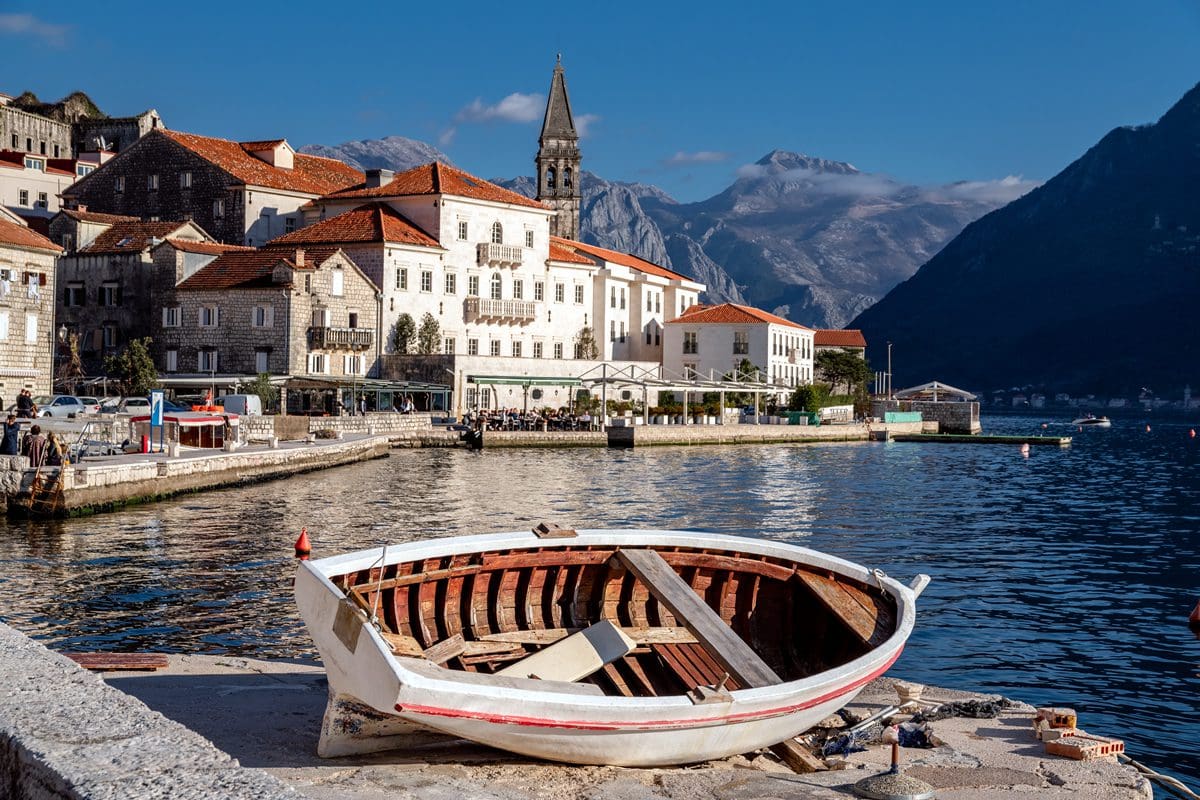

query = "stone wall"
[
  {"left": 0, "top": 105, "right": 71, "bottom": 156},
  {"left": 0, "top": 243, "right": 58, "bottom": 397},
  {"left": 0, "top": 620, "right": 298, "bottom": 798},
  {"left": 55, "top": 249, "right": 155, "bottom": 372},
  {"left": 872, "top": 399, "right": 980, "bottom": 434},
  {"left": 483, "top": 430, "right": 606, "bottom": 448},
  {"left": 73, "top": 110, "right": 162, "bottom": 155},
  {"left": 608, "top": 420, "right": 924, "bottom": 448}
]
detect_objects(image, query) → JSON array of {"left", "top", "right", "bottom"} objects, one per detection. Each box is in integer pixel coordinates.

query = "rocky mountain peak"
[{"left": 754, "top": 149, "right": 859, "bottom": 175}]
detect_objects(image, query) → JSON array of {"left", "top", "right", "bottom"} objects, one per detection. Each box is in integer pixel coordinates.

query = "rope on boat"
[
  {"left": 1119, "top": 754, "right": 1200, "bottom": 800},
  {"left": 369, "top": 544, "right": 387, "bottom": 629},
  {"left": 870, "top": 568, "right": 888, "bottom": 590}
]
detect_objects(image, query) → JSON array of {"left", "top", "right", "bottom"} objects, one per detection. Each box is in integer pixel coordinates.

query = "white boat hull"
[{"left": 295, "top": 529, "right": 919, "bottom": 766}]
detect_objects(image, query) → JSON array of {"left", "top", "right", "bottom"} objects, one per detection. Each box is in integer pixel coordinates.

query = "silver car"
[{"left": 33, "top": 395, "right": 88, "bottom": 418}]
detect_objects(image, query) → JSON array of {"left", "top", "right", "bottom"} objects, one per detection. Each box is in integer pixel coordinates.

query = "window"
[
  {"left": 646, "top": 329, "right": 652, "bottom": 345},
  {"left": 491, "top": 221, "right": 503, "bottom": 244},
  {"left": 489, "top": 340, "right": 501, "bottom": 356},
  {"left": 103, "top": 324, "right": 118, "bottom": 349},
  {"left": 533, "top": 341, "right": 543, "bottom": 359},
  {"left": 76, "top": 165, "right": 93, "bottom": 177},
  {"left": 307, "top": 353, "right": 327, "bottom": 374},
  {"left": 564, "top": 167, "right": 573, "bottom": 188},
  {"left": 17, "top": 190, "right": 27, "bottom": 206},
  {"left": 610, "top": 287, "right": 616, "bottom": 308},
  {"left": 165, "top": 349, "right": 178, "bottom": 372},
  {"left": 655, "top": 327, "right": 661, "bottom": 346},
  {"left": 343, "top": 354, "right": 364, "bottom": 376},
  {"left": 619, "top": 321, "right": 626, "bottom": 343},
  {"left": 534, "top": 281, "right": 544, "bottom": 301},
  {"left": 311, "top": 308, "right": 330, "bottom": 327},
  {"left": 62, "top": 233, "right": 74, "bottom": 252},
  {"left": 555, "top": 283, "right": 565, "bottom": 303},
  {"left": 512, "top": 279, "right": 523, "bottom": 300},
  {"left": 553, "top": 342, "right": 563, "bottom": 359},
  {"left": 512, "top": 341, "right": 522, "bottom": 358},
  {"left": 610, "top": 320, "right": 616, "bottom": 341},
  {"left": 683, "top": 363, "right": 697, "bottom": 379},
  {"left": 100, "top": 282, "right": 121, "bottom": 307},
  {"left": 620, "top": 288, "right": 626, "bottom": 310},
  {"left": 420, "top": 270, "right": 433, "bottom": 293},
  {"left": 24, "top": 137, "right": 31, "bottom": 151},
  {"left": 647, "top": 294, "right": 653, "bottom": 312},
  {"left": 655, "top": 293, "right": 661, "bottom": 314},
  {"left": 64, "top": 283, "right": 85, "bottom": 307},
  {"left": 574, "top": 285, "right": 584, "bottom": 304},
  {"left": 180, "top": 171, "right": 192, "bottom": 188},
  {"left": 468, "top": 274, "right": 479, "bottom": 296},
  {"left": 396, "top": 267, "right": 408, "bottom": 290},
  {"left": 304, "top": 274, "right": 311, "bottom": 293},
  {"left": 25, "top": 314, "right": 37, "bottom": 343},
  {"left": 24, "top": 157, "right": 42, "bottom": 171},
  {"left": 683, "top": 331, "right": 698, "bottom": 354},
  {"left": 53, "top": 144, "right": 60, "bottom": 158},
  {"left": 162, "top": 305, "right": 181, "bottom": 327},
  {"left": 198, "top": 348, "right": 218, "bottom": 372},
  {"left": 0, "top": 311, "right": 7, "bottom": 339},
  {"left": 489, "top": 272, "right": 502, "bottom": 300},
  {"left": 331, "top": 269, "right": 345, "bottom": 297},
  {"left": 36, "top": 192, "right": 47, "bottom": 208},
  {"left": 345, "top": 311, "right": 358, "bottom": 329},
  {"left": 39, "top": 141, "right": 46, "bottom": 155},
  {"left": 733, "top": 331, "right": 749, "bottom": 355},
  {"left": 457, "top": 220, "right": 468, "bottom": 241},
  {"left": 8, "top": 134, "right": 14, "bottom": 148},
  {"left": 252, "top": 305, "right": 273, "bottom": 328},
  {"left": 285, "top": 217, "right": 296, "bottom": 234},
  {"left": 213, "top": 198, "right": 225, "bottom": 218},
  {"left": 467, "top": 339, "right": 479, "bottom": 355},
  {"left": 574, "top": 343, "right": 584, "bottom": 359},
  {"left": 445, "top": 273, "right": 457, "bottom": 294},
  {"left": 147, "top": 174, "right": 159, "bottom": 191},
  {"left": 546, "top": 166, "right": 556, "bottom": 190},
  {"left": 443, "top": 337, "right": 455, "bottom": 355},
  {"left": 525, "top": 230, "right": 534, "bottom": 248},
  {"left": 199, "top": 305, "right": 219, "bottom": 327}
]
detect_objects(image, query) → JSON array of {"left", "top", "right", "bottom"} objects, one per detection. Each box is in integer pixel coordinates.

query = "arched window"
[
  {"left": 563, "top": 167, "right": 572, "bottom": 189},
  {"left": 490, "top": 271, "right": 502, "bottom": 300},
  {"left": 491, "top": 221, "right": 503, "bottom": 244},
  {"left": 546, "top": 166, "right": 556, "bottom": 190}
]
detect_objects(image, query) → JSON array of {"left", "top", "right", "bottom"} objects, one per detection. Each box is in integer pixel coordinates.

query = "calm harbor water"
[{"left": 0, "top": 415, "right": 1197, "bottom": 784}]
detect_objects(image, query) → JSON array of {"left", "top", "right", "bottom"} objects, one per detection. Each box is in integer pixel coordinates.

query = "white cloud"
[
  {"left": 0, "top": 13, "right": 69, "bottom": 46},
  {"left": 454, "top": 92, "right": 544, "bottom": 124},
  {"left": 736, "top": 164, "right": 902, "bottom": 197},
  {"left": 437, "top": 128, "right": 457, "bottom": 148},
  {"left": 924, "top": 175, "right": 1040, "bottom": 204},
  {"left": 664, "top": 150, "right": 730, "bottom": 167},
  {"left": 575, "top": 113, "right": 600, "bottom": 138}
]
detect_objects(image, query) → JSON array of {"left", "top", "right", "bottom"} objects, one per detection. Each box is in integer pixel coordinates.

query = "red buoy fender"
[
  {"left": 1189, "top": 599, "right": 1200, "bottom": 630},
  {"left": 295, "top": 528, "right": 312, "bottom": 560}
]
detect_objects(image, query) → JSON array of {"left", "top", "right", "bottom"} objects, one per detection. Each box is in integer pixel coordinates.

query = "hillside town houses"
[{"left": 0, "top": 62, "right": 863, "bottom": 416}]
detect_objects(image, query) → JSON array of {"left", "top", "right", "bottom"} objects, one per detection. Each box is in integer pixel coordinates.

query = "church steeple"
[{"left": 536, "top": 55, "right": 582, "bottom": 241}]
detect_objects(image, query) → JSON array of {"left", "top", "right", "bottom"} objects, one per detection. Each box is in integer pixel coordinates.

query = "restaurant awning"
[{"left": 467, "top": 375, "right": 583, "bottom": 387}]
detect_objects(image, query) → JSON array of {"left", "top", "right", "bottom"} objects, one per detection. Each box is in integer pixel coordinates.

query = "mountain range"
[
  {"left": 299, "top": 140, "right": 1033, "bottom": 328},
  {"left": 851, "top": 80, "right": 1200, "bottom": 394}
]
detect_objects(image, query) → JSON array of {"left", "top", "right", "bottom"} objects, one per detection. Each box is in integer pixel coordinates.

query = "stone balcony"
[
  {"left": 308, "top": 326, "right": 374, "bottom": 350},
  {"left": 464, "top": 297, "right": 537, "bottom": 324},
  {"left": 477, "top": 242, "right": 523, "bottom": 267}
]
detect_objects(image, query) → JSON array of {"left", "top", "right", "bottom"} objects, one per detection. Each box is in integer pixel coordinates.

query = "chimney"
[
  {"left": 76, "top": 204, "right": 86, "bottom": 212},
  {"left": 364, "top": 168, "right": 394, "bottom": 189},
  {"left": 294, "top": 248, "right": 305, "bottom": 268}
]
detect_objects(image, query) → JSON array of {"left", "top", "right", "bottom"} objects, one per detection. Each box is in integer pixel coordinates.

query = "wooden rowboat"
[{"left": 295, "top": 527, "right": 927, "bottom": 766}]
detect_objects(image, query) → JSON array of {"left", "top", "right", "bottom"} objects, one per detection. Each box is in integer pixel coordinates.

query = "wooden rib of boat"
[{"left": 295, "top": 527, "right": 927, "bottom": 766}]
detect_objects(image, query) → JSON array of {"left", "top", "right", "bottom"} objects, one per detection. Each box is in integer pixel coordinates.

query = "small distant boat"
[
  {"left": 1072, "top": 415, "right": 1112, "bottom": 427},
  {"left": 295, "top": 527, "right": 927, "bottom": 766}
]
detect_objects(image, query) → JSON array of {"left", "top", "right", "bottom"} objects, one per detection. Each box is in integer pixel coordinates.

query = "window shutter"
[
  {"left": 214, "top": 307, "right": 220, "bottom": 327},
  {"left": 265, "top": 306, "right": 273, "bottom": 327},
  {"left": 39, "top": 273, "right": 47, "bottom": 286}
]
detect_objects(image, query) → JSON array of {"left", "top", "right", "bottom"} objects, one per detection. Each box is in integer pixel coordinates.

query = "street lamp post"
[{"left": 51, "top": 324, "right": 67, "bottom": 394}]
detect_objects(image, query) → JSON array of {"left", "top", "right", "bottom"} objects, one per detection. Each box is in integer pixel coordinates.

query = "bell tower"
[{"left": 535, "top": 55, "right": 581, "bottom": 241}]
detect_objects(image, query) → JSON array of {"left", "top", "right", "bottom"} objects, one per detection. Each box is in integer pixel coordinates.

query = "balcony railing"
[
  {"left": 464, "top": 296, "right": 537, "bottom": 324},
  {"left": 308, "top": 326, "right": 374, "bottom": 350},
  {"left": 477, "top": 242, "right": 523, "bottom": 267}
]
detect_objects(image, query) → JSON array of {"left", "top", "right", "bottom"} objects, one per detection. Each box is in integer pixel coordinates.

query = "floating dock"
[{"left": 890, "top": 433, "right": 1071, "bottom": 447}]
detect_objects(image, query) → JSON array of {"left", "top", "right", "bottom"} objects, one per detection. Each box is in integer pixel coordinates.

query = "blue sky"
[{"left": 3, "top": 2, "right": 1199, "bottom": 202}]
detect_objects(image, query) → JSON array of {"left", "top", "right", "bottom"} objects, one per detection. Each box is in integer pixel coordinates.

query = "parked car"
[
  {"left": 32, "top": 395, "right": 89, "bottom": 418},
  {"left": 77, "top": 396, "right": 102, "bottom": 415},
  {"left": 118, "top": 397, "right": 151, "bottom": 413},
  {"left": 215, "top": 394, "right": 262, "bottom": 416}
]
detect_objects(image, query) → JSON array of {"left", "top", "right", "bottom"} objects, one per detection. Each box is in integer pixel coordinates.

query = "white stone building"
[
  {"left": 662, "top": 303, "right": 814, "bottom": 401},
  {"left": 0, "top": 208, "right": 61, "bottom": 397},
  {"left": 0, "top": 150, "right": 77, "bottom": 221}
]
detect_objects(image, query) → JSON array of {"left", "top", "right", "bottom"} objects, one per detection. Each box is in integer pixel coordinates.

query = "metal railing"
[{"left": 464, "top": 297, "right": 537, "bottom": 323}]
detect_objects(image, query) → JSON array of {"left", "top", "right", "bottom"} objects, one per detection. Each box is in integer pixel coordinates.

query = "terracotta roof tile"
[
  {"left": 0, "top": 216, "right": 61, "bottom": 253},
  {"left": 324, "top": 162, "right": 547, "bottom": 209},
  {"left": 159, "top": 238, "right": 253, "bottom": 255},
  {"left": 240, "top": 139, "right": 286, "bottom": 150},
  {"left": 60, "top": 208, "right": 139, "bottom": 224},
  {"left": 550, "top": 236, "right": 691, "bottom": 281},
  {"left": 79, "top": 221, "right": 191, "bottom": 254},
  {"left": 268, "top": 202, "right": 440, "bottom": 248},
  {"left": 814, "top": 329, "right": 867, "bottom": 348},
  {"left": 548, "top": 239, "right": 594, "bottom": 264},
  {"left": 178, "top": 246, "right": 340, "bottom": 291},
  {"left": 667, "top": 302, "right": 811, "bottom": 330},
  {"left": 0, "top": 149, "right": 74, "bottom": 176},
  {"left": 159, "top": 130, "right": 362, "bottom": 195}
]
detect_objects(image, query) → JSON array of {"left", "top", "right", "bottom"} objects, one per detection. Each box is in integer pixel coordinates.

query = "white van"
[{"left": 217, "top": 394, "right": 263, "bottom": 416}]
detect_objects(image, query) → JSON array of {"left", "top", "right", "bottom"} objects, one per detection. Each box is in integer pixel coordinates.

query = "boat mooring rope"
[
  {"left": 369, "top": 544, "right": 387, "bottom": 628},
  {"left": 1119, "top": 755, "right": 1200, "bottom": 800}
]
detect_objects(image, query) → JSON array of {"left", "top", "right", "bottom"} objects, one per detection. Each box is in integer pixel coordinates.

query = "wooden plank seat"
[
  {"left": 496, "top": 620, "right": 636, "bottom": 682},
  {"left": 397, "top": 657, "right": 605, "bottom": 697}
]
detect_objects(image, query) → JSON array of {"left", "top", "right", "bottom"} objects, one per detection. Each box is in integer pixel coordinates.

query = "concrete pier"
[{"left": 608, "top": 420, "right": 924, "bottom": 447}]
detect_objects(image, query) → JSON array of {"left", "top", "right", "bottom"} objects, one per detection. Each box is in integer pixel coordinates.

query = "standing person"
[
  {"left": 45, "top": 432, "right": 64, "bottom": 466},
  {"left": 359, "top": 394, "right": 368, "bottom": 416},
  {"left": 0, "top": 414, "right": 19, "bottom": 455},
  {"left": 16, "top": 389, "right": 32, "bottom": 419},
  {"left": 24, "top": 424, "right": 47, "bottom": 468}
]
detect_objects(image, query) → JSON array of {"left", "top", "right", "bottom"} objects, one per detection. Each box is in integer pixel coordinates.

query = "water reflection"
[{"left": 0, "top": 416, "right": 1197, "bottom": 782}]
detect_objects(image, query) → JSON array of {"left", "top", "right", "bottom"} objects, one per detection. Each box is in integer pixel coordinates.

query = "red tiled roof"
[
  {"left": 0, "top": 150, "right": 74, "bottom": 176},
  {"left": 160, "top": 238, "right": 252, "bottom": 255},
  {"left": 240, "top": 139, "right": 287, "bottom": 150},
  {"left": 0, "top": 216, "right": 61, "bottom": 253},
  {"left": 814, "top": 329, "right": 867, "bottom": 348},
  {"left": 59, "top": 208, "right": 139, "bottom": 224},
  {"left": 551, "top": 236, "right": 691, "bottom": 281},
  {"left": 667, "top": 302, "right": 811, "bottom": 330},
  {"left": 548, "top": 239, "right": 594, "bottom": 265},
  {"left": 324, "top": 162, "right": 547, "bottom": 209},
  {"left": 79, "top": 221, "right": 191, "bottom": 254},
  {"left": 268, "top": 202, "right": 440, "bottom": 248},
  {"left": 178, "top": 246, "right": 340, "bottom": 291},
  {"left": 159, "top": 130, "right": 362, "bottom": 195}
]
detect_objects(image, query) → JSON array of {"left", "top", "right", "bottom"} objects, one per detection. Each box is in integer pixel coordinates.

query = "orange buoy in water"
[
  {"left": 1020, "top": 443, "right": 1030, "bottom": 457},
  {"left": 1191, "top": 429, "right": 1196, "bottom": 439},
  {"left": 1146, "top": 424, "right": 1152, "bottom": 433},
  {"left": 295, "top": 528, "right": 312, "bottom": 560},
  {"left": 1190, "top": 600, "right": 1200, "bottom": 631},
  {"left": 1042, "top": 423, "right": 1048, "bottom": 429}
]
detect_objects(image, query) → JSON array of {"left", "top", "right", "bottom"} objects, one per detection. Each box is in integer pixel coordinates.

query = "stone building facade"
[
  {"left": 0, "top": 209, "right": 61, "bottom": 397},
  {"left": 61, "top": 130, "right": 362, "bottom": 246},
  {"left": 0, "top": 104, "right": 71, "bottom": 159},
  {"left": 0, "top": 97, "right": 161, "bottom": 158},
  {"left": 535, "top": 58, "right": 582, "bottom": 241}
]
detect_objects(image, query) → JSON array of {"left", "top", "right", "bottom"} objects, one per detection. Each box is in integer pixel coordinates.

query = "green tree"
[
  {"left": 390, "top": 313, "right": 415, "bottom": 354},
  {"left": 575, "top": 326, "right": 599, "bottom": 360},
  {"left": 815, "top": 348, "right": 871, "bottom": 395},
  {"left": 789, "top": 383, "right": 829, "bottom": 412},
  {"left": 417, "top": 312, "right": 441, "bottom": 355},
  {"left": 103, "top": 337, "right": 159, "bottom": 397},
  {"left": 245, "top": 372, "right": 279, "bottom": 413}
]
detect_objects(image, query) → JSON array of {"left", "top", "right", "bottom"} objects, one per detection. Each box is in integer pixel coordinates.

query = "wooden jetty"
[{"left": 889, "top": 433, "right": 1071, "bottom": 447}]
